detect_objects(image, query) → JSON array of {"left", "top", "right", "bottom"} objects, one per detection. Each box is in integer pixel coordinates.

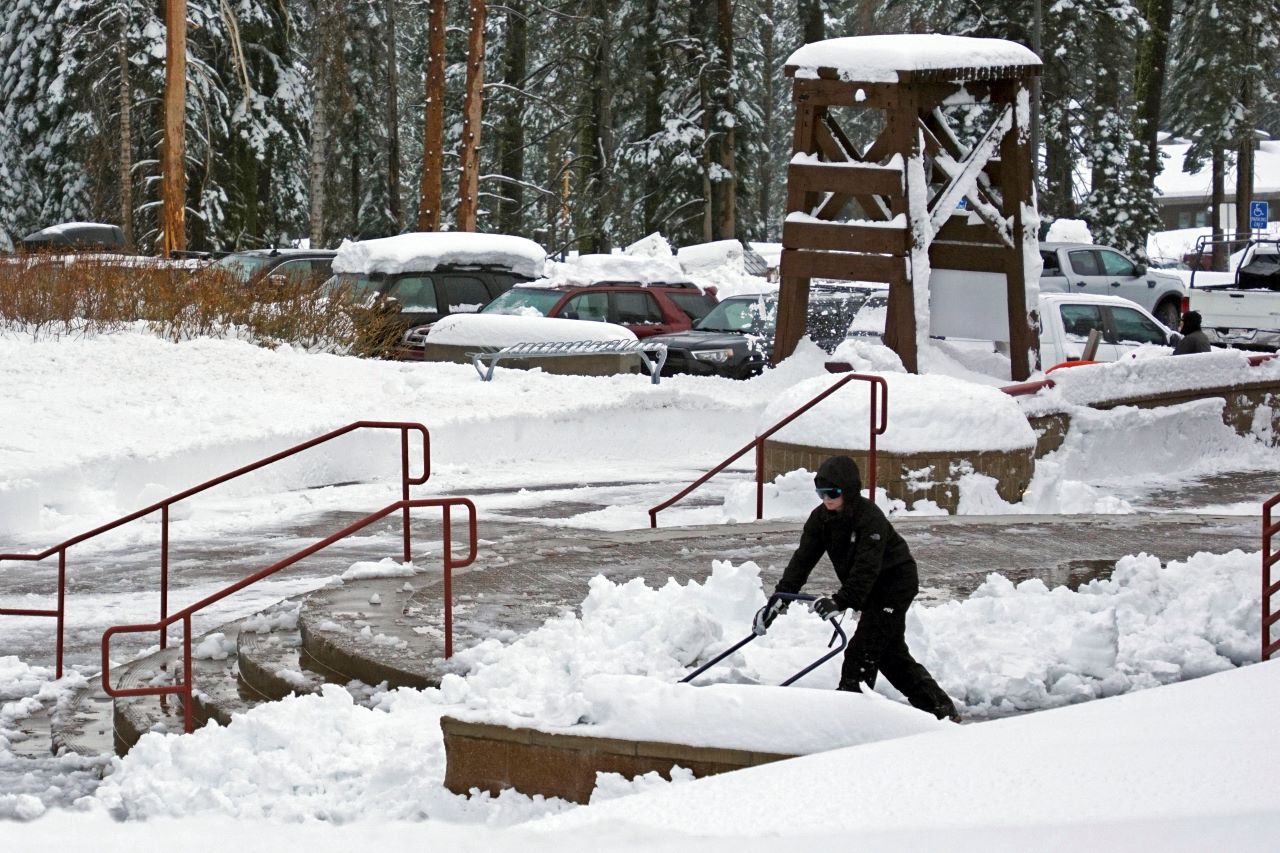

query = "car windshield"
[
  {"left": 213, "top": 253, "right": 275, "bottom": 283},
  {"left": 321, "top": 272, "right": 383, "bottom": 303},
  {"left": 481, "top": 287, "right": 563, "bottom": 316},
  {"left": 695, "top": 296, "right": 777, "bottom": 334}
]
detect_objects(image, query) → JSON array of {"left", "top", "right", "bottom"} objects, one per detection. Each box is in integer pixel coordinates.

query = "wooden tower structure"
[{"left": 773, "top": 35, "right": 1043, "bottom": 380}]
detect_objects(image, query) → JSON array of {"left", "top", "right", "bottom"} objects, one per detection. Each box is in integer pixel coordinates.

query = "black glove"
[
  {"left": 752, "top": 598, "right": 789, "bottom": 635},
  {"left": 812, "top": 595, "right": 842, "bottom": 621}
]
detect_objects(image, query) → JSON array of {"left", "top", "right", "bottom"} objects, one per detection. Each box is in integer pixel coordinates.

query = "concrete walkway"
[{"left": 39, "top": 511, "right": 1264, "bottom": 757}]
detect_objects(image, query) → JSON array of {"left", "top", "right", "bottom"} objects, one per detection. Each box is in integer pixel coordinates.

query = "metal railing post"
[
  {"left": 443, "top": 503, "right": 454, "bottom": 659},
  {"left": 401, "top": 428, "right": 412, "bottom": 564},
  {"left": 1264, "top": 494, "right": 1280, "bottom": 661},
  {"left": 182, "top": 614, "right": 193, "bottom": 734},
  {"left": 868, "top": 384, "right": 878, "bottom": 499},
  {"left": 161, "top": 504, "right": 169, "bottom": 651},
  {"left": 755, "top": 442, "right": 766, "bottom": 520},
  {"left": 56, "top": 549, "right": 66, "bottom": 679}
]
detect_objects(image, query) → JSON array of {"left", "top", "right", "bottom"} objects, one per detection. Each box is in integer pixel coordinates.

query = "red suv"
[{"left": 478, "top": 281, "right": 718, "bottom": 337}]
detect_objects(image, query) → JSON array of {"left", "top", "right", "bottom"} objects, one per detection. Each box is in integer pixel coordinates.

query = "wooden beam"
[
  {"left": 998, "top": 82, "right": 1036, "bottom": 381},
  {"left": 783, "top": 219, "right": 909, "bottom": 255},
  {"left": 781, "top": 248, "right": 906, "bottom": 283},
  {"left": 786, "top": 162, "right": 905, "bottom": 198},
  {"left": 929, "top": 241, "right": 1008, "bottom": 273},
  {"left": 786, "top": 103, "right": 823, "bottom": 212}
]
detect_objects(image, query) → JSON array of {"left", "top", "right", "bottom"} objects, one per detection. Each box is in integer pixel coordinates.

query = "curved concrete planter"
[
  {"left": 762, "top": 441, "right": 1035, "bottom": 512},
  {"left": 441, "top": 716, "right": 793, "bottom": 803}
]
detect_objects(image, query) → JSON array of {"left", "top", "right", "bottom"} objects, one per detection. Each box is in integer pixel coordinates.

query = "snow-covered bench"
[{"left": 469, "top": 339, "right": 668, "bottom": 383}]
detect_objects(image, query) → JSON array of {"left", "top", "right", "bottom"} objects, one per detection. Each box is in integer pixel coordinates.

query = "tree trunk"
[
  {"left": 798, "top": 0, "right": 823, "bottom": 45},
  {"left": 161, "top": 0, "right": 187, "bottom": 256},
  {"left": 457, "top": 0, "right": 487, "bottom": 232},
  {"left": 384, "top": 0, "right": 402, "bottom": 231},
  {"left": 418, "top": 0, "right": 446, "bottom": 231},
  {"left": 1133, "top": 0, "right": 1175, "bottom": 179},
  {"left": 758, "top": 0, "right": 775, "bottom": 239},
  {"left": 117, "top": 37, "right": 133, "bottom": 248},
  {"left": 714, "top": 0, "right": 736, "bottom": 239},
  {"left": 496, "top": 0, "right": 527, "bottom": 235},
  {"left": 641, "top": 0, "right": 663, "bottom": 233},
  {"left": 1211, "top": 145, "right": 1227, "bottom": 271}
]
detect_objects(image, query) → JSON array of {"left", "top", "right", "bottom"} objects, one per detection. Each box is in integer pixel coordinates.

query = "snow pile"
[
  {"left": 762, "top": 372, "right": 1036, "bottom": 452},
  {"left": 331, "top": 232, "right": 546, "bottom": 278},
  {"left": 1045, "top": 218, "right": 1093, "bottom": 243},
  {"left": 674, "top": 240, "right": 771, "bottom": 299},
  {"left": 426, "top": 313, "right": 638, "bottom": 346},
  {"left": 535, "top": 659, "right": 1280, "bottom": 841},
  {"left": 90, "top": 684, "right": 571, "bottom": 823},
  {"left": 924, "top": 550, "right": 1260, "bottom": 715},
  {"left": 532, "top": 253, "right": 691, "bottom": 288},
  {"left": 1024, "top": 349, "right": 1280, "bottom": 412},
  {"left": 718, "top": 467, "right": 946, "bottom": 523},
  {"left": 787, "top": 35, "right": 1040, "bottom": 83}
]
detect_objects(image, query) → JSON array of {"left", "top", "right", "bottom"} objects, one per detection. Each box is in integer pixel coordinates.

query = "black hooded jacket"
[{"left": 774, "top": 456, "right": 919, "bottom": 611}]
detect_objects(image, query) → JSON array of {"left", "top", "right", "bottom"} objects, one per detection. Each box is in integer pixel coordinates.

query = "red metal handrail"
[
  {"left": 1264, "top": 492, "right": 1280, "bottom": 662},
  {"left": 1, "top": 421, "right": 430, "bottom": 678},
  {"left": 101, "top": 496, "right": 477, "bottom": 733},
  {"left": 649, "top": 372, "right": 888, "bottom": 527}
]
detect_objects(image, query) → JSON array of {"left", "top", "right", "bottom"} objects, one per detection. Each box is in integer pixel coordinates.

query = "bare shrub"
[{"left": 0, "top": 255, "right": 407, "bottom": 357}]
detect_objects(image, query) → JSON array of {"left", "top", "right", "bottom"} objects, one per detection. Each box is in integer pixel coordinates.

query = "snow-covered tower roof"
[{"left": 785, "top": 34, "right": 1041, "bottom": 85}]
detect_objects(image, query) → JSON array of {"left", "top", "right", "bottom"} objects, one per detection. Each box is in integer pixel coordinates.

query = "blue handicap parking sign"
[{"left": 1250, "top": 201, "right": 1269, "bottom": 229}]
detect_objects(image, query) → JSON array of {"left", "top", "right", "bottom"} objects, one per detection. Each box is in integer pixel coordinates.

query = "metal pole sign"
[{"left": 1250, "top": 201, "right": 1270, "bottom": 231}]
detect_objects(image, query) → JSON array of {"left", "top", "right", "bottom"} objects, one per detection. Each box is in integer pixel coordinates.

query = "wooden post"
[
  {"left": 773, "top": 100, "right": 821, "bottom": 364},
  {"left": 1000, "top": 84, "right": 1036, "bottom": 381},
  {"left": 883, "top": 87, "right": 918, "bottom": 373},
  {"left": 418, "top": 0, "right": 446, "bottom": 231},
  {"left": 457, "top": 0, "right": 487, "bottom": 232},
  {"left": 161, "top": 0, "right": 187, "bottom": 257}
]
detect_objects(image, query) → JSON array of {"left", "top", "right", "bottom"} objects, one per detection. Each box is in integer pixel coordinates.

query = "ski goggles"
[{"left": 815, "top": 486, "right": 843, "bottom": 499}]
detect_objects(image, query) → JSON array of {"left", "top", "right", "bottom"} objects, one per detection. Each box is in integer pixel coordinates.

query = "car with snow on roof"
[
  {"left": 467, "top": 253, "right": 719, "bottom": 341},
  {"left": 323, "top": 231, "right": 546, "bottom": 346}
]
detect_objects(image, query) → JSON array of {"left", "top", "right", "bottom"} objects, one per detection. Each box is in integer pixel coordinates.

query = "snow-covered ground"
[{"left": 2, "top": 318, "right": 1278, "bottom": 845}]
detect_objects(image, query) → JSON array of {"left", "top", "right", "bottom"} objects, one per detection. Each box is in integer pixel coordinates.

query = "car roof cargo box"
[{"left": 20, "top": 222, "right": 126, "bottom": 252}]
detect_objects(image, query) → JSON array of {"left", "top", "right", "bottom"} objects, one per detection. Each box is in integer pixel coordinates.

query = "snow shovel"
[{"left": 680, "top": 592, "right": 849, "bottom": 687}]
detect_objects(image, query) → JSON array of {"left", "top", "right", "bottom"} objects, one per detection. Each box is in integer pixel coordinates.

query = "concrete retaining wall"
[
  {"left": 762, "top": 443, "right": 1035, "bottom": 511},
  {"left": 421, "top": 342, "right": 643, "bottom": 377},
  {"left": 441, "top": 716, "right": 792, "bottom": 803},
  {"left": 1029, "top": 380, "right": 1280, "bottom": 458}
]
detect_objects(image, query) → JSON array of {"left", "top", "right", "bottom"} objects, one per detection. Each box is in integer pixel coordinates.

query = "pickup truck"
[
  {"left": 1188, "top": 237, "right": 1280, "bottom": 351},
  {"left": 1035, "top": 292, "right": 1177, "bottom": 368},
  {"left": 1039, "top": 242, "right": 1187, "bottom": 330}
]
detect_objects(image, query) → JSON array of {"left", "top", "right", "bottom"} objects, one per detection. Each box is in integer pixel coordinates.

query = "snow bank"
[
  {"left": 331, "top": 232, "right": 546, "bottom": 278},
  {"left": 536, "top": 658, "right": 1280, "bottom": 840},
  {"left": 1023, "top": 349, "right": 1280, "bottom": 413},
  {"left": 426, "top": 313, "right": 637, "bottom": 346},
  {"left": 762, "top": 372, "right": 1036, "bottom": 452},
  {"left": 787, "top": 35, "right": 1040, "bottom": 83}
]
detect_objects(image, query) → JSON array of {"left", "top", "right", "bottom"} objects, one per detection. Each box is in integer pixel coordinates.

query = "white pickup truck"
[
  {"left": 1188, "top": 237, "right": 1280, "bottom": 351},
  {"left": 1039, "top": 242, "right": 1187, "bottom": 330},
  {"left": 1034, "top": 292, "right": 1177, "bottom": 368}
]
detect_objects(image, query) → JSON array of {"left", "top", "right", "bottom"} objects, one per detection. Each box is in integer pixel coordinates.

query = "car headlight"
[{"left": 692, "top": 348, "right": 734, "bottom": 364}]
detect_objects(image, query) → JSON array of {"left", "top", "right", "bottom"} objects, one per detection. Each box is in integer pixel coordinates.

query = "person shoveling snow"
[{"left": 756, "top": 455, "right": 961, "bottom": 721}]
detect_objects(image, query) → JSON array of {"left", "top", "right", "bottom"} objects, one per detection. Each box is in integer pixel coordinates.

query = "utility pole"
[
  {"left": 161, "top": 0, "right": 187, "bottom": 256},
  {"left": 457, "top": 0, "right": 487, "bottom": 232}
]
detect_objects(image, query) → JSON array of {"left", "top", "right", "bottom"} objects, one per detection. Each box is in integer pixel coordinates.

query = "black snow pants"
[{"left": 838, "top": 605, "right": 957, "bottom": 720}]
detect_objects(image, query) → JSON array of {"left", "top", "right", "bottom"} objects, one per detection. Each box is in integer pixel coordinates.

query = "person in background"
[
  {"left": 1172, "top": 310, "right": 1212, "bottom": 355},
  {"left": 754, "top": 455, "right": 960, "bottom": 722}
]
